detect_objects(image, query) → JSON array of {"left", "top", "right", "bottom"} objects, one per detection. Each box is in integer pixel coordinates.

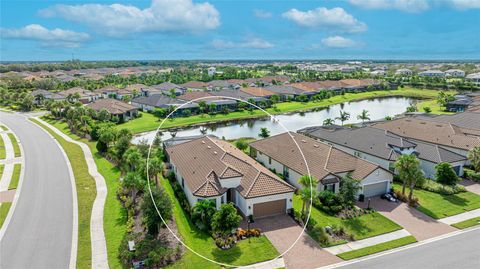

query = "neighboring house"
[
  {"left": 178, "top": 91, "right": 213, "bottom": 102},
  {"left": 165, "top": 136, "right": 295, "bottom": 218},
  {"left": 149, "top": 82, "right": 185, "bottom": 96},
  {"left": 181, "top": 81, "right": 208, "bottom": 91},
  {"left": 445, "top": 69, "right": 466, "bottom": 77},
  {"left": 416, "top": 111, "right": 480, "bottom": 130},
  {"left": 59, "top": 87, "right": 99, "bottom": 104},
  {"left": 315, "top": 80, "right": 346, "bottom": 93},
  {"left": 131, "top": 95, "right": 198, "bottom": 115},
  {"left": 370, "top": 70, "right": 386, "bottom": 76},
  {"left": 124, "top": 84, "right": 150, "bottom": 96},
  {"left": 249, "top": 133, "right": 394, "bottom": 198},
  {"left": 210, "top": 89, "right": 268, "bottom": 105},
  {"left": 395, "top": 68, "right": 413, "bottom": 76},
  {"left": 240, "top": 87, "right": 275, "bottom": 98},
  {"left": 298, "top": 126, "right": 467, "bottom": 178},
  {"left": 94, "top": 86, "right": 120, "bottom": 99},
  {"left": 30, "top": 89, "right": 65, "bottom": 105},
  {"left": 207, "top": 80, "right": 232, "bottom": 90},
  {"left": 264, "top": 85, "right": 306, "bottom": 100},
  {"left": 86, "top": 99, "right": 138, "bottom": 121},
  {"left": 446, "top": 95, "right": 474, "bottom": 112},
  {"left": 207, "top": 67, "right": 216, "bottom": 76},
  {"left": 466, "top": 72, "right": 480, "bottom": 86},
  {"left": 371, "top": 117, "right": 480, "bottom": 157},
  {"left": 419, "top": 70, "right": 445, "bottom": 77}
]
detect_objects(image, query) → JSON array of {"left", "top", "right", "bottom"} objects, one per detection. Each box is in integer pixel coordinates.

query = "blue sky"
[{"left": 1, "top": 0, "right": 479, "bottom": 61}]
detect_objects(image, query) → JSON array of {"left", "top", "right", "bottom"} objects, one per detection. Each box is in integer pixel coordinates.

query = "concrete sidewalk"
[
  {"left": 35, "top": 118, "right": 109, "bottom": 269},
  {"left": 438, "top": 208, "right": 480, "bottom": 225},
  {"left": 0, "top": 130, "right": 18, "bottom": 192},
  {"left": 324, "top": 229, "right": 411, "bottom": 255},
  {"left": 240, "top": 257, "right": 285, "bottom": 269}
]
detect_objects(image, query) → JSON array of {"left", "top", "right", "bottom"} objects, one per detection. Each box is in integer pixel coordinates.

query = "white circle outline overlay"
[{"left": 146, "top": 95, "right": 313, "bottom": 268}]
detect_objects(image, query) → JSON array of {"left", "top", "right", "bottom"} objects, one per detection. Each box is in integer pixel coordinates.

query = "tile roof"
[
  {"left": 166, "top": 136, "right": 294, "bottom": 199},
  {"left": 132, "top": 95, "right": 197, "bottom": 109},
  {"left": 249, "top": 132, "right": 382, "bottom": 182},
  {"left": 181, "top": 81, "right": 208, "bottom": 89},
  {"left": 371, "top": 118, "right": 480, "bottom": 151},
  {"left": 86, "top": 99, "right": 137, "bottom": 115},
  {"left": 178, "top": 91, "right": 213, "bottom": 101},
  {"left": 265, "top": 85, "right": 304, "bottom": 95},
  {"left": 240, "top": 87, "right": 275, "bottom": 97}
]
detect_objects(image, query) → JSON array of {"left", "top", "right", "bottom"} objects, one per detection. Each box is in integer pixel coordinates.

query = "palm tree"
[
  {"left": 123, "top": 171, "right": 145, "bottom": 208},
  {"left": 323, "top": 118, "right": 335, "bottom": 126},
  {"left": 357, "top": 109, "right": 370, "bottom": 124},
  {"left": 123, "top": 147, "right": 142, "bottom": 172},
  {"left": 298, "top": 175, "right": 318, "bottom": 216},
  {"left": 395, "top": 154, "right": 424, "bottom": 200},
  {"left": 468, "top": 147, "right": 480, "bottom": 172},
  {"left": 336, "top": 110, "right": 350, "bottom": 126},
  {"left": 191, "top": 199, "right": 216, "bottom": 231}
]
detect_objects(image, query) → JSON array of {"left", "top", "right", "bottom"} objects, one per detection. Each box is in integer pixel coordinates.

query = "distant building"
[
  {"left": 87, "top": 99, "right": 138, "bottom": 122},
  {"left": 466, "top": 72, "right": 480, "bottom": 85},
  {"left": 30, "top": 89, "right": 65, "bottom": 105},
  {"left": 419, "top": 70, "right": 445, "bottom": 77},
  {"left": 395, "top": 68, "right": 413, "bottom": 76},
  {"left": 370, "top": 70, "right": 386, "bottom": 76},
  {"left": 445, "top": 69, "right": 465, "bottom": 77},
  {"left": 207, "top": 67, "right": 216, "bottom": 76},
  {"left": 446, "top": 95, "right": 474, "bottom": 112}
]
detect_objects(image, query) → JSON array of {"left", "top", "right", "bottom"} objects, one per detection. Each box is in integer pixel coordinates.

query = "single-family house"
[
  {"left": 30, "top": 89, "right": 65, "bottom": 105},
  {"left": 181, "top": 81, "right": 208, "bottom": 91},
  {"left": 395, "top": 68, "right": 413, "bottom": 76},
  {"left": 249, "top": 133, "right": 394, "bottom": 198},
  {"left": 87, "top": 99, "right": 138, "bottom": 122},
  {"left": 94, "top": 86, "right": 120, "bottom": 99},
  {"left": 264, "top": 85, "right": 307, "bottom": 100},
  {"left": 149, "top": 82, "right": 185, "bottom": 96},
  {"left": 419, "top": 70, "right": 445, "bottom": 77},
  {"left": 165, "top": 136, "right": 295, "bottom": 218},
  {"left": 298, "top": 126, "right": 467, "bottom": 178},
  {"left": 446, "top": 95, "right": 474, "bottom": 112},
  {"left": 240, "top": 87, "right": 275, "bottom": 98},
  {"left": 59, "top": 87, "right": 99, "bottom": 104},
  {"left": 131, "top": 95, "right": 198, "bottom": 115},
  {"left": 445, "top": 69, "right": 466, "bottom": 78},
  {"left": 466, "top": 72, "right": 480, "bottom": 86}
]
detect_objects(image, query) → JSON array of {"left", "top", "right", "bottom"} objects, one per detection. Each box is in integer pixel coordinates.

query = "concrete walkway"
[
  {"left": 35, "top": 118, "right": 109, "bottom": 269},
  {"left": 460, "top": 179, "right": 480, "bottom": 195},
  {"left": 0, "top": 130, "right": 19, "bottom": 192},
  {"left": 240, "top": 257, "right": 285, "bottom": 269},
  {"left": 438, "top": 208, "right": 480, "bottom": 225},
  {"left": 324, "top": 229, "right": 411, "bottom": 255}
]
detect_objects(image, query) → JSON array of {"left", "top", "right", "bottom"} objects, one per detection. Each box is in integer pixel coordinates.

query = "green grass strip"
[
  {"left": 8, "top": 164, "right": 21, "bottom": 190},
  {"left": 40, "top": 117, "right": 127, "bottom": 269},
  {"left": 452, "top": 217, "right": 480, "bottom": 229},
  {"left": 0, "top": 135, "right": 5, "bottom": 159},
  {"left": 7, "top": 133, "right": 21, "bottom": 157},
  {"left": 0, "top": 164, "right": 4, "bottom": 181},
  {"left": 337, "top": 236, "right": 417, "bottom": 260},
  {"left": 1, "top": 125, "right": 9, "bottom": 131},
  {"left": 0, "top": 202, "right": 13, "bottom": 228},
  {"left": 31, "top": 118, "right": 96, "bottom": 269}
]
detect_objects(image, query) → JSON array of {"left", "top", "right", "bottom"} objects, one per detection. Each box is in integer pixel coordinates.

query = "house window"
[
  {"left": 325, "top": 184, "right": 335, "bottom": 192},
  {"left": 354, "top": 151, "right": 361, "bottom": 157},
  {"left": 268, "top": 157, "right": 272, "bottom": 165},
  {"left": 283, "top": 166, "right": 289, "bottom": 179},
  {"left": 388, "top": 162, "right": 395, "bottom": 172}
]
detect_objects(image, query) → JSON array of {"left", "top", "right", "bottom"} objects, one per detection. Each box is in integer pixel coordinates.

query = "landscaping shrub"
[
  {"left": 308, "top": 226, "right": 330, "bottom": 246},
  {"left": 464, "top": 168, "right": 480, "bottom": 182},
  {"left": 317, "top": 190, "right": 343, "bottom": 214},
  {"left": 418, "top": 180, "right": 466, "bottom": 195}
]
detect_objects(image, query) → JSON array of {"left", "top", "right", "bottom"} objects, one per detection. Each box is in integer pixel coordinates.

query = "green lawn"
[
  {"left": 0, "top": 125, "right": 8, "bottom": 131},
  {"left": 8, "top": 164, "right": 21, "bottom": 190},
  {"left": 451, "top": 217, "right": 480, "bottom": 229},
  {"left": 7, "top": 133, "right": 21, "bottom": 157},
  {"left": 416, "top": 99, "right": 454, "bottom": 115},
  {"left": 0, "top": 135, "right": 5, "bottom": 159},
  {"left": 0, "top": 202, "right": 12, "bottom": 228},
  {"left": 293, "top": 195, "right": 402, "bottom": 244},
  {"left": 160, "top": 177, "right": 279, "bottom": 268},
  {"left": 393, "top": 183, "right": 480, "bottom": 219},
  {"left": 41, "top": 117, "right": 129, "bottom": 269},
  {"left": 337, "top": 236, "right": 417, "bottom": 260},
  {"left": 119, "top": 87, "right": 452, "bottom": 134},
  {"left": 31, "top": 119, "right": 96, "bottom": 269},
  {"left": 0, "top": 164, "right": 4, "bottom": 180}
]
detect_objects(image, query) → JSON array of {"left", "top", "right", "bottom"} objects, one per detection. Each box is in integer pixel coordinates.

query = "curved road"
[
  {"left": 338, "top": 228, "right": 480, "bottom": 269},
  {"left": 0, "top": 112, "right": 73, "bottom": 269}
]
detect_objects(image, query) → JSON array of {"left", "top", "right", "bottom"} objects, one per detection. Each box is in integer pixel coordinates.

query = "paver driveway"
[
  {"left": 358, "top": 197, "right": 456, "bottom": 241},
  {"left": 244, "top": 215, "right": 341, "bottom": 269}
]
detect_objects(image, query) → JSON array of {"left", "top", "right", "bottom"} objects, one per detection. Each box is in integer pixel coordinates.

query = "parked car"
[{"left": 381, "top": 193, "right": 398, "bottom": 202}]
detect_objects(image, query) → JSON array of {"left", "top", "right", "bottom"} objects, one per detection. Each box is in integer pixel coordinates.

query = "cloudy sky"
[{"left": 1, "top": 0, "right": 479, "bottom": 61}]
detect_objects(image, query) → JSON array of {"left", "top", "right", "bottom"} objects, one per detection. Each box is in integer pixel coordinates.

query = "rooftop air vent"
[
  {"left": 207, "top": 146, "right": 211, "bottom": 149},
  {"left": 213, "top": 151, "right": 218, "bottom": 155}
]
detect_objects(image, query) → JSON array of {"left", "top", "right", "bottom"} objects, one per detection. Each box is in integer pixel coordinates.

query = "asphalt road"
[
  {"left": 0, "top": 112, "right": 73, "bottom": 269},
  {"left": 338, "top": 228, "right": 480, "bottom": 269}
]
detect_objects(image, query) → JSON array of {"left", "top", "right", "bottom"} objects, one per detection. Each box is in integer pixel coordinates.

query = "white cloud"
[
  {"left": 348, "top": 0, "right": 430, "bottom": 12},
  {"left": 321, "top": 36, "right": 357, "bottom": 48},
  {"left": 253, "top": 9, "right": 272, "bottom": 18},
  {"left": 282, "top": 7, "right": 367, "bottom": 33},
  {"left": 0, "top": 24, "right": 90, "bottom": 47},
  {"left": 39, "top": 0, "right": 220, "bottom": 37},
  {"left": 446, "top": 0, "right": 480, "bottom": 9},
  {"left": 212, "top": 37, "right": 274, "bottom": 49}
]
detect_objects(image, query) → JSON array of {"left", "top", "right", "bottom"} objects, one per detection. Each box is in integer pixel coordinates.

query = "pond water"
[{"left": 132, "top": 97, "right": 416, "bottom": 144}]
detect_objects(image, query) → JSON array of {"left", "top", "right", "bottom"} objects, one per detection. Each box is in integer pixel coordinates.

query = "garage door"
[
  {"left": 253, "top": 199, "right": 286, "bottom": 218},
  {"left": 363, "top": 181, "right": 388, "bottom": 197}
]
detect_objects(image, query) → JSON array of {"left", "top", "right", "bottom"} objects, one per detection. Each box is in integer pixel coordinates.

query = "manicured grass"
[
  {"left": 42, "top": 117, "right": 129, "bottom": 269},
  {"left": 0, "top": 202, "right": 12, "bottom": 228},
  {"left": 119, "top": 88, "right": 453, "bottom": 134},
  {"left": 0, "top": 125, "right": 8, "bottom": 131},
  {"left": 31, "top": 119, "right": 96, "bottom": 269},
  {"left": 337, "top": 236, "right": 417, "bottom": 260},
  {"left": 451, "top": 217, "right": 480, "bottom": 229},
  {"left": 0, "top": 135, "right": 5, "bottom": 159},
  {"left": 0, "top": 164, "right": 4, "bottom": 180},
  {"left": 8, "top": 164, "right": 21, "bottom": 190},
  {"left": 7, "top": 133, "right": 21, "bottom": 157},
  {"left": 416, "top": 99, "right": 454, "bottom": 115},
  {"left": 293, "top": 195, "right": 402, "bottom": 243},
  {"left": 160, "top": 177, "right": 279, "bottom": 268},
  {"left": 393, "top": 183, "right": 480, "bottom": 219}
]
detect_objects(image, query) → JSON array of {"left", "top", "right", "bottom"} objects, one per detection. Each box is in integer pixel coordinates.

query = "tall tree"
[
  {"left": 395, "top": 154, "right": 424, "bottom": 200},
  {"left": 141, "top": 186, "right": 172, "bottom": 234},
  {"left": 357, "top": 109, "right": 370, "bottom": 124},
  {"left": 211, "top": 203, "right": 242, "bottom": 237},
  {"left": 467, "top": 147, "right": 480, "bottom": 172},
  {"left": 258, "top": 127, "right": 270, "bottom": 138},
  {"left": 336, "top": 110, "right": 350, "bottom": 126},
  {"left": 435, "top": 163, "right": 459, "bottom": 188},
  {"left": 191, "top": 199, "right": 216, "bottom": 231}
]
